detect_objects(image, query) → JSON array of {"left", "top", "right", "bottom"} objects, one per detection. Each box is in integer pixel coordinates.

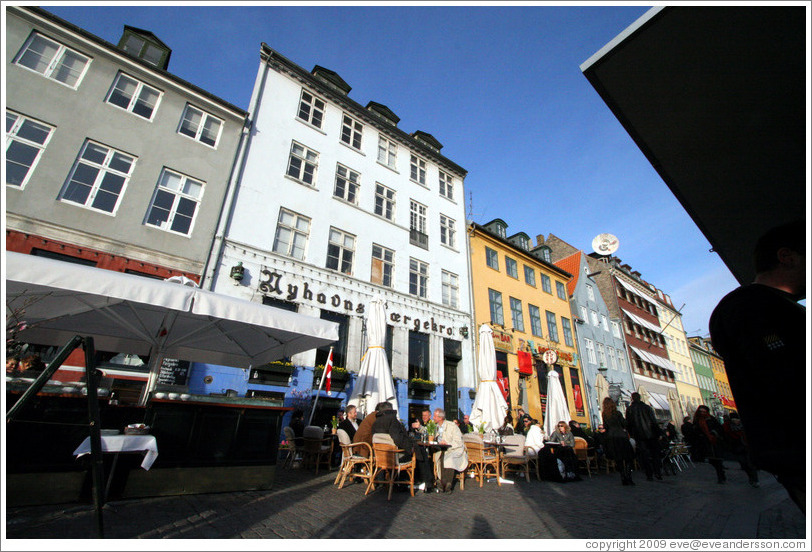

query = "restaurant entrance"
[{"left": 443, "top": 339, "right": 461, "bottom": 420}]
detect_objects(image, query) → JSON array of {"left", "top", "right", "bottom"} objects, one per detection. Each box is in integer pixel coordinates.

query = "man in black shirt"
[{"left": 710, "top": 220, "right": 806, "bottom": 512}]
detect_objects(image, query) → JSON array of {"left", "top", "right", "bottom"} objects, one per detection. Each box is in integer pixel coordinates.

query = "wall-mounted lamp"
[
  {"left": 230, "top": 261, "right": 245, "bottom": 285},
  {"left": 460, "top": 326, "right": 469, "bottom": 339}
]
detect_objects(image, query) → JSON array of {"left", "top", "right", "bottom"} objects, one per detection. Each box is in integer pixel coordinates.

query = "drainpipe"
[{"left": 200, "top": 45, "right": 272, "bottom": 291}]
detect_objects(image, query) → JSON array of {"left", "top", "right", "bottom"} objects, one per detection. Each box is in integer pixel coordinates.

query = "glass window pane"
[
  {"left": 133, "top": 87, "right": 159, "bottom": 118},
  {"left": 160, "top": 171, "right": 182, "bottom": 191},
  {"left": 109, "top": 75, "right": 137, "bottom": 109},
  {"left": 16, "top": 120, "right": 51, "bottom": 144},
  {"left": 175, "top": 196, "right": 197, "bottom": 217},
  {"left": 92, "top": 189, "right": 118, "bottom": 212},
  {"left": 122, "top": 35, "right": 145, "bottom": 56},
  {"left": 18, "top": 36, "right": 57, "bottom": 73},
  {"left": 53, "top": 50, "right": 87, "bottom": 86},
  {"left": 108, "top": 152, "right": 133, "bottom": 174},
  {"left": 146, "top": 190, "right": 173, "bottom": 226},
  {"left": 6, "top": 113, "right": 18, "bottom": 133},
  {"left": 181, "top": 179, "right": 203, "bottom": 198},
  {"left": 143, "top": 44, "right": 164, "bottom": 65},
  {"left": 98, "top": 173, "right": 124, "bottom": 194},
  {"left": 6, "top": 142, "right": 39, "bottom": 170},
  {"left": 273, "top": 227, "right": 292, "bottom": 254},
  {"left": 200, "top": 117, "right": 220, "bottom": 146},
  {"left": 180, "top": 107, "right": 201, "bottom": 137},
  {"left": 171, "top": 213, "right": 193, "bottom": 235},
  {"left": 291, "top": 233, "right": 307, "bottom": 259},
  {"left": 82, "top": 143, "right": 108, "bottom": 164},
  {"left": 295, "top": 217, "right": 309, "bottom": 231}
]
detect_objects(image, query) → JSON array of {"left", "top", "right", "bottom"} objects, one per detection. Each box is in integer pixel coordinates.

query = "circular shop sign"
[{"left": 542, "top": 349, "right": 558, "bottom": 366}]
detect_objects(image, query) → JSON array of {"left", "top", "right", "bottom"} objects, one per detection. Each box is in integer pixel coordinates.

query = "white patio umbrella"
[
  {"left": 347, "top": 295, "right": 397, "bottom": 418},
  {"left": 543, "top": 369, "right": 571, "bottom": 439},
  {"left": 5, "top": 252, "right": 339, "bottom": 403},
  {"left": 595, "top": 372, "right": 610, "bottom": 412},
  {"left": 667, "top": 389, "right": 683, "bottom": 424},
  {"left": 469, "top": 324, "right": 508, "bottom": 433}
]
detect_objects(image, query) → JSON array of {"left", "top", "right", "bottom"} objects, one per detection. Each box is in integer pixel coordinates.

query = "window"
[
  {"left": 505, "top": 257, "right": 518, "bottom": 279},
  {"left": 297, "top": 89, "right": 324, "bottom": 128},
  {"left": 410, "top": 153, "right": 426, "bottom": 185},
  {"left": 611, "top": 320, "right": 622, "bottom": 339},
  {"left": 340, "top": 114, "right": 363, "bottom": 149},
  {"left": 326, "top": 228, "right": 355, "bottom": 275},
  {"left": 524, "top": 265, "right": 536, "bottom": 286},
  {"left": 617, "top": 353, "right": 626, "bottom": 374},
  {"left": 488, "top": 289, "right": 504, "bottom": 325},
  {"left": 409, "top": 200, "right": 428, "bottom": 249},
  {"left": 486, "top": 247, "right": 499, "bottom": 270},
  {"left": 541, "top": 274, "right": 552, "bottom": 294},
  {"left": 409, "top": 258, "right": 428, "bottom": 298},
  {"left": 608, "top": 347, "right": 618, "bottom": 370},
  {"left": 178, "top": 104, "right": 223, "bottom": 147},
  {"left": 585, "top": 339, "right": 597, "bottom": 364},
  {"left": 440, "top": 214, "right": 456, "bottom": 248},
  {"left": 586, "top": 284, "right": 595, "bottom": 301},
  {"left": 442, "top": 270, "right": 459, "bottom": 309},
  {"left": 597, "top": 343, "right": 607, "bottom": 367},
  {"left": 580, "top": 305, "right": 588, "bottom": 322},
  {"left": 546, "top": 311, "right": 559, "bottom": 343},
  {"left": 439, "top": 170, "right": 454, "bottom": 200},
  {"left": 145, "top": 169, "right": 203, "bottom": 235},
  {"left": 120, "top": 33, "right": 167, "bottom": 67},
  {"left": 538, "top": 246, "right": 552, "bottom": 263},
  {"left": 562, "top": 317, "right": 574, "bottom": 347},
  {"left": 377, "top": 135, "right": 397, "bottom": 169},
  {"left": 286, "top": 141, "right": 318, "bottom": 185},
  {"left": 556, "top": 280, "right": 567, "bottom": 300},
  {"left": 590, "top": 310, "right": 599, "bottom": 326},
  {"left": 409, "top": 330, "right": 430, "bottom": 381},
  {"left": 528, "top": 305, "right": 543, "bottom": 337},
  {"left": 371, "top": 244, "right": 394, "bottom": 288},
  {"left": 509, "top": 297, "right": 524, "bottom": 332},
  {"left": 15, "top": 32, "right": 89, "bottom": 88},
  {"left": 601, "top": 314, "right": 609, "bottom": 332},
  {"left": 106, "top": 73, "right": 161, "bottom": 120},
  {"left": 333, "top": 164, "right": 360, "bottom": 204},
  {"left": 374, "top": 183, "right": 395, "bottom": 220},
  {"left": 273, "top": 208, "right": 310, "bottom": 259},
  {"left": 5, "top": 112, "right": 54, "bottom": 187},
  {"left": 60, "top": 141, "right": 135, "bottom": 214}
]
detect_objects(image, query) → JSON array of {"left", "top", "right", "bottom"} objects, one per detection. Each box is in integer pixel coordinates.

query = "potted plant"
[
  {"left": 408, "top": 377, "right": 436, "bottom": 391},
  {"left": 313, "top": 365, "right": 350, "bottom": 391},
  {"left": 330, "top": 415, "right": 339, "bottom": 435},
  {"left": 425, "top": 419, "right": 438, "bottom": 441},
  {"left": 477, "top": 422, "right": 487, "bottom": 437}
]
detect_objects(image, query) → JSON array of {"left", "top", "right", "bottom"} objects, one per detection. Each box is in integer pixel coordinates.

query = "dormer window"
[
  {"left": 118, "top": 27, "right": 171, "bottom": 70},
  {"left": 539, "top": 246, "right": 552, "bottom": 263},
  {"left": 495, "top": 224, "right": 506, "bottom": 238}
]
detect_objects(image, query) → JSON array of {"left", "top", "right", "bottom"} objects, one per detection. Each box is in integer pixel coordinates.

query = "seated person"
[
  {"left": 460, "top": 413, "right": 474, "bottom": 434},
  {"left": 351, "top": 409, "right": 377, "bottom": 458},
  {"left": 498, "top": 414, "right": 515, "bottom": 436},
  {"left": 339, "top": 404, "right": 360, "bottom": 441},
  {"left": 524, "top": 418, "right": 546, "bottom": 456},
  {"left": 18, "top": 354, "right": 45, "bottom": 377},
  {"left": 6, "top": 356, "right": 21, "bottom": 377},
  {"left": 372, "top": 402, "right": 433, "bottom": 491},
  {"left": 433, "top": 408, "right": 468, "bottom": 493},
  {"left": 410, "top": 407, "right": 432, "bottom": 437},
  {"left": 547, "top": 420, "right": 581, "bottom": 481},
  {"left": 569, "top": 420, "right": 593, "bottom": 447},
  {"left": 289, "top": 409, "right": 305, "bottom": 447}
]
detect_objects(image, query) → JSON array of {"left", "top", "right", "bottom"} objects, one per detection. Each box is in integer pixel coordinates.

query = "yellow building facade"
[
  {"left": 469, "top": 220, "right": 588, "bottom": 427},
  {"left": 656, "top": 300, "right": 703, "bottom": 421},
  {"left": 709, "top": 351, "right": 737, "bottom": 414}
]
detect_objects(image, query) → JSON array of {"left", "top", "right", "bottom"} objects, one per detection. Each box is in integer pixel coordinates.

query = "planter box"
[
  {"left": 313, "top": 370, "right": 349, "bottom": 391},
  {"left": 469, "top": 389, "right": 477, "bottom": 400},
  {"left": 250, "top": 364, "right": 294, "bottom": 386},
  {"left": 408, "top": 381, "right": 435, "bottom": 400}
]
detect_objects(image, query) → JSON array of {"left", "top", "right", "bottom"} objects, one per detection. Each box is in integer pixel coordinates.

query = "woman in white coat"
[
  {"left": 434, "top": 408, "right": 468, "bottom": 492},
  {"left": 524, "top": 418, "right": 546, "bottom": 456}
]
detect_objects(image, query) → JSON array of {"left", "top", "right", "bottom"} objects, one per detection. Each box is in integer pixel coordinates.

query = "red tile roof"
[{"left": 554, "top": 251, "right": 582, "bottom": 297}]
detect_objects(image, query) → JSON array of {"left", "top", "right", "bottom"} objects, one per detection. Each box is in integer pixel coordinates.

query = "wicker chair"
[
  {"left": 574, "top": 436, "right": 597, "bottom": 478},
  {"left": 366, "top": 434, "right": 416, "bottom": 500},
  {"left": 334, "top": 428, "right": 373, "bottom": 488},
  {"left": 500, "top": 434, "right": 535, "bottom": 482},
  {"left": 281, "top": 426, "right": 304, "bottom": 469},
  {"left": 302, "top": 425, "right": 333, "bottom": 474},
  {"left": 463, "top": 434, "right": 501, "bottom": 487}
]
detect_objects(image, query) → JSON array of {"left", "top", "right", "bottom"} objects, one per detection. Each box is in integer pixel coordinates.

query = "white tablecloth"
[{"left": 73, "top": 435, "right": 159, "bottom": 470}]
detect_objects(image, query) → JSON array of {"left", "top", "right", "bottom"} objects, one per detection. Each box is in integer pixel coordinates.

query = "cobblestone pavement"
[{"left": 4, "top": 459, "right": 807, "bottom": 542}]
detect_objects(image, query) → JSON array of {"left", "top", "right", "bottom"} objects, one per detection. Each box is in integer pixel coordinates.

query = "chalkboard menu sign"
[{"left": 157, "top": 357, "right": 190, "bottom": 386}]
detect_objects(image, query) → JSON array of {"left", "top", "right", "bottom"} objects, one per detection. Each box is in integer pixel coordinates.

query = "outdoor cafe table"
[
  {"left": 416, "top": 441, "right": 450, "bottom": 481},
  {"left": 73, "top": 434, "right": 159, "bottom": 500}
]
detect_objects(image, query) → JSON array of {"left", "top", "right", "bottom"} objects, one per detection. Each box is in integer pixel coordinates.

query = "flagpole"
[{"left": 308, "top": 346, "right": 332, "bottom": 426}]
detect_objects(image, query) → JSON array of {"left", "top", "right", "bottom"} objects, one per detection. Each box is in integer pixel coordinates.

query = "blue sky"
[{"left": 39, "top": 2, "right": 741, "bottom": 336}]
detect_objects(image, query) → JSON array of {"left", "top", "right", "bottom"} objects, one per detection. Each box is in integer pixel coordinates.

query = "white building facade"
[{"left": 204, "top": 45, "right": 475, "bottom": 422}]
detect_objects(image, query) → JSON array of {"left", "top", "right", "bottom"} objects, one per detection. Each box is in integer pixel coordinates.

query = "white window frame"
[
  {"left": 326, "top": 227, "right": 356, "bottom": 275},
  {"left": 340, "top": 113, "right": 363, "bottom": 150},
  {"left": 409, "top": 258, "right": 429, "bottom": 298},
  {"left": 410, "top": 200, "right": 428, "bottom": 249},
  {"left": 505, "top": 256, "right": 518, "bottom": 279},
  {"left": 273, "top": 207, "right": 310, "bottom": 260},
  {"left": 144, "top": 168, "right": 204, "bottom": 236},
  {"left": 524, "top": 265, "right": 536, "bottom": 287},
  {"left": 441, "top": 270, "right": 459, "bottom": 309},
  {"left": 5, "top": 111, "right": 54, "bottom": 188},
  {"left": 377, "top": 135, "right": 397, "bottom": 169},
  {"left": 529, "top": 304, "right": 543, "bottom": 337},
  {"left": 59, "top": 140, "right": 135, "bottom": 215},
  {"left": 106, "top": 72, "right": 162, "bottom": 121},
  {"left": 286, "top": 141, "right": 319, "bottom": 186},
  {"left": 297, "top": 89, "right": 325, "bottom": 128},
  {"left": 14, "top": 32, "right": 90, "bottom": 89},
  {"left": 509, "top": 297, "right": 525, "bottom": 332},
  {"left": 597, "top": 343, "right": 607, "bottom": 367},
  {"left": 580, "top": 305, "right": 588, "bottom": 322},
  {"left": 590, "top": 310, "right": 599, "bottom": 326},
  {"left": 178, "top": 104, "right": 223, "bottom": 148},
  {"left": 374, "top": 183, "right": 396, "bottom": 221},
  {"left": 372, "top": 244, "right": 395, "bottom": 288},
  {"left": 586, "top": 284, "right": 596, "bottom": 301},
  {"left": 611, "top": 320, "right": 622, "bottom": 339},
  {"left": 608, "top": 347, "right": 618, "bottom": 370},
  {"left": 440, "top": 214, "right": 456, "bottom": 248},
  {"left": 439, "top": 170, "right": 454, "bottom": 200},
  {"left": 333, "top": 163, "right": 360, "bottom": 204},
  {"left": 585, "top": 339, "right": 597, "bottom": 365},
  {"left": 601, "top": 314, "right": 609, "bottom": 332},
  {"left": 410, "top": 153, "right": 427, "bottom": 186}
]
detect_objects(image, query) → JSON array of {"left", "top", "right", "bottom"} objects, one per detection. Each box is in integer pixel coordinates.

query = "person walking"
[
  {"left": 601, "top": 397, "right": 636, "bottom": 486},
  {"left": 692, "top": 405, "right": 727, "bottom": 484},
  {"left": 722, "top": 411, "right": 760, "bottom": 488},
  {"left": 625, "top": 392, "right": 663, "bottom": 481}
]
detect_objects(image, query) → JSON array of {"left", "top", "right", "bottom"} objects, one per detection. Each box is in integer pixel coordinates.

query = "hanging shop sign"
[
  {"left": 258, "top": 267, "right": 467, "bottom": 338},
  {"left": 491, "top": 328, "right": 514, "bottom": 353}
]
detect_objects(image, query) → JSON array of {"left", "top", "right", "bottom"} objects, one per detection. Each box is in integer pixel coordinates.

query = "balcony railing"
[{"left": 410, "top": 229, "right": 429, "bottom": 249}]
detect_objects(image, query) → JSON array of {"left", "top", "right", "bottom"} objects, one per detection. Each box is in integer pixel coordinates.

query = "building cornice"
[{"left": 469, "top": 222, "right": 572, "bottom": 280}]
